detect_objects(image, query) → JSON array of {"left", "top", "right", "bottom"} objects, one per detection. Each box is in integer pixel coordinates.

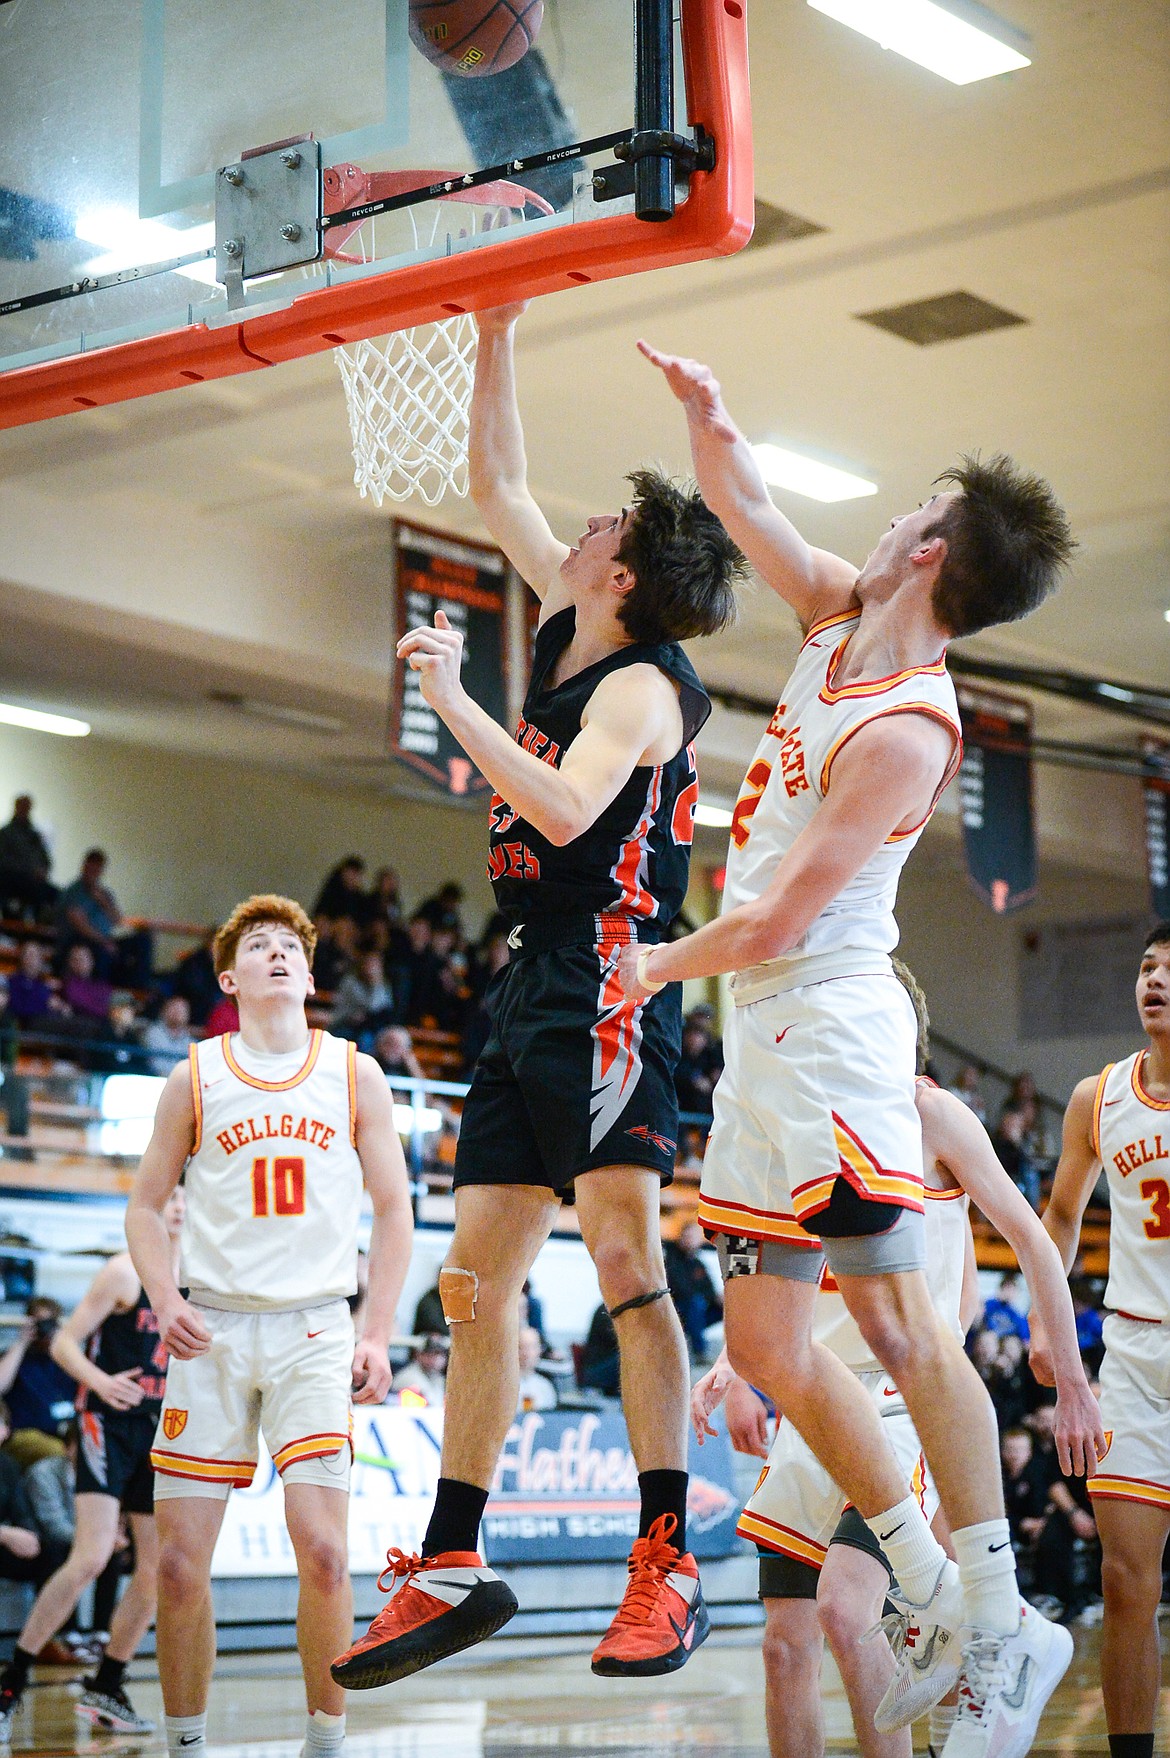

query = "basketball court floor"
[{"left": 4, "top": 1628, "right": 1147, "bottom": 1756}]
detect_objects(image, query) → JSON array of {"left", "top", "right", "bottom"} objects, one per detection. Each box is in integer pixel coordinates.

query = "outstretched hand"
[{"left": 636, "top": 340, "right": 738, "bottom": 443}]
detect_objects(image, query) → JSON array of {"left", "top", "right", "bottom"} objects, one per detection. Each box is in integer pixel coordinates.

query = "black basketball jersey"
[
  {"left": 487, "top": 607, "right": 711, "bottom": 928},
  {"left": 83, "top": 1284, "right": 168, "bottom": 1416}
]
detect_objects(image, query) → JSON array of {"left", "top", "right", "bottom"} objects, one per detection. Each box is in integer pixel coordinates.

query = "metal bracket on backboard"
[
  {"left": 215, "top": 136, "right": 323, "bottom": 310},
  {"left": 591, "top": 126, "right": 716, "bottom": 205}
]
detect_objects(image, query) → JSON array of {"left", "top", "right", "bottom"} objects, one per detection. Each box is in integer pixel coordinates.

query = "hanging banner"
[
  {"left": 957, "top": 687, "right": 1036, "bottom": 914},
  {"left": 1142, "top": 739, "right": 1170, "bottom": 918},
  {"left": 391, "top": 520, "right": 508, "bottom": 796}
]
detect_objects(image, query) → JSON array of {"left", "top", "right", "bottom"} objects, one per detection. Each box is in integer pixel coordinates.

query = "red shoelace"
[{"left": 610, "top": 1513, "right": 681, "bottom": 1625}]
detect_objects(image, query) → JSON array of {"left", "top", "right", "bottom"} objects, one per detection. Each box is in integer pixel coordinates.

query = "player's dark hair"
[
  {"left": 924, "top": 454, "right": 1075, "bottom": 639},
  {"left": 1143, "top": 920, "right": 1170, "bottom": 953},
  {"left": 891, "top": 957, "right": 930, "bottom": 1074},
  {"left": 615, "top": 469, "right": 746, "bottom": 644}
]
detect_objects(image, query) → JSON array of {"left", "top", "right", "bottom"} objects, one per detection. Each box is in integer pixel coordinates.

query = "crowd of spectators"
[{"left": 947, "top": 1063, "right": 1056, "bottom": 1212}]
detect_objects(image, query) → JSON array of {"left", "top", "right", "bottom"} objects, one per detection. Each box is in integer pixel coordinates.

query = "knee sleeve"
[{"left": 439, "top": 1266, "right": 479, "bottom": 1324}]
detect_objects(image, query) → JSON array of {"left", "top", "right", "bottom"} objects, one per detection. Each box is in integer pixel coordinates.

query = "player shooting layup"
[
  {"left": 126, "top": 896, "right": 413, "bottom": 1758},
  {"left": 333, "top": 301, "right": 746, "bottom": 1691},
  {"left": 620, "top": 341, "right": 1082, "bottom": 1758},
  {"left": 694, "top": 965, "right": 1102, "bottom": 1758},
  {"left": 1033, "top": 921, "right": 1170, "bottom": 1758}
]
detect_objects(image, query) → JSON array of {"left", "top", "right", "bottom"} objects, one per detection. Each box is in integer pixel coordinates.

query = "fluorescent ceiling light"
[
  {"left": 694, "top": 802, "right": 734, "bottom": 829},
  {"left": 76, "top": 209, "right": 218, "bottom": 285},
  {"left": 752, "top": 444, "right": 878, "bottom": 503},
  {"left": 808, "top": 0, "right": 1030, "bottom": 85},
  {"left": 0, "top": 702, "right": 90, "bottom": 737}
]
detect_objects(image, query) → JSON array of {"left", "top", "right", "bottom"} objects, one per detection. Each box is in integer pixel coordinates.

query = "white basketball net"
[
  {"left": 332, "top": 177, "right": 544, "bottom": 508},
  {"left": 336, "top": 317, "right": 476, "bottom": 508}
]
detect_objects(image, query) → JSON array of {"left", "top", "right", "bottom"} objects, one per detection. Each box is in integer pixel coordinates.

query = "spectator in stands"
[
  {"left": 412, "top": 1282, "right": 448, "bottom": 1339},
  {"left": 417, "top": 881, "right": 465, "bottom": 936},
  {"left": 461, "top": 924, "right": 510, "bottom": 1071},
  {"left": 7, "top": 943, "right": 64, "bottom": 1029},
  {"left": 1001, "top": 1425, "right": 1050, "bottom": 1557},
  {"left": 663, "top": 1221, "right": 723, "bottom": 1360},
  {"left": 60, "top": 943, "right": 113, "bottom": 1027},
  {"left": 0, "top": 978, "right": 28, "bottom": 1141},
  {"left": 422, "top": 917, "right": 468, "bottom": 1034},
  {"left": 0, "top": 1398, "right": 53, "bottom": 1602},
  {"left": 398, "top": 913, "right": 444, "bottom": 1028},
  {"left": 171, "top": 931, "right": 220, "bottom": 1027},
  {"left": 994, "top": 1078, "right": 1042, "bottom": 1211},
  {"left": 1030, "top": 1448, "right": 1100, "bottom": 1622},
  {"left": 311, "top": 914, "right": 357, "bottom": 999},
  {"left": 91, "top": 994, "right": 151, "bottom": 1077},
  {"left": 0, "top": 798, "right": 56, "bottom": 922},
  {"left": 369, "top": 867, "right": 405, "bottom": 938},
  {"left": 142, "top": 994, "right": 195, "bottom": 1075},
  {"left": 578, "top": 1304, "right": 620, "bottom": 1398},
  {"left": 392, "top": 1335, "right": 449, "bottom": 1404},
  {"left": 202, "top": 990, "right": 239, "bottom": 1038},
  {"left": 517, "top": 1326, "right": 556, "bottom": 1412},
  {"left": 371, "top": 1025, "right": 423, "bottom": 1082},
  {"left": 675, "top": 1124, "right": 706, "bottom": 1176},
  {"left": 54, "top": 850, "right": 151, "bottom": 987},
  {"left": 330, "top": 948, "right": 395, "bottom": 1042},
  {"left": 982, "top": 1269, "right": 1031, "bottom": 1341},
  {"left": 1069, "top": 1276, "right": 1105, "bottom": 1374},
  {"left": 24, "top": 1421, "right": 79, "bottom": 1557},
  {"left": 0, "top": 1301, "right": 76, "bottom": 1467},
  {"left": 947, "top": 1062, "right": 987, "bottom": 1123},
  {"left": 312, "top": 856, "right": 370, "bottom": 929},
  {"left": 673, "top": 1009, "right": 723, "bottom": 1117}
]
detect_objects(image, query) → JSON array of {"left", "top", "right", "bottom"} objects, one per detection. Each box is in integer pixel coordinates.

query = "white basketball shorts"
[{"left": 1088, "top": 1313, "right": 1170, "bottom": 1511}]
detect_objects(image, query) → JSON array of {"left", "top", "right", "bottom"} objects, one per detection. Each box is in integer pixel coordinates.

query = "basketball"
[{"left": 408, "top": 0, "right": 542, "bottom": 78}]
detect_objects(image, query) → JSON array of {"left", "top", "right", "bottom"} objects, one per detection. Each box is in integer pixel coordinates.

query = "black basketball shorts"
[
  {"left": 454, "top": 932, "right": 682, "bottom": 1196},
  {"left": 77, "top": 1408, "right": 157, "bottom": 1514}
]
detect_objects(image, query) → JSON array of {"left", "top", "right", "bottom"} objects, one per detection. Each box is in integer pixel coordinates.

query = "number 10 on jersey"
[{"left": 251, "top": 1156, "right": 306, "bottom": 1217}]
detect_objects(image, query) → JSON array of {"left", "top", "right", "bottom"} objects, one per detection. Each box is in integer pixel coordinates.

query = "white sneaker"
[
  {"left": 871, "top": 1558, "right": 965, "bottom": 1732},
  {"left": 942, "top": 1603, "right": 1074, "bottom": 1758}
]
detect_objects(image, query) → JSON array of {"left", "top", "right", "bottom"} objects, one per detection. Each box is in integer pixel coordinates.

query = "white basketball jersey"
[
  {"left": 183, "top": 1029, "right": 364, "bottom": 1312},
  {"left": 1091, "top": 1053, "right": 1170, "bottom": 1324},
  {"left": 814, "top": 1182, "right": 970, "bottom": 1370},
  {"left": 723, "top": 610, "right": 961, "bottom": 971}
]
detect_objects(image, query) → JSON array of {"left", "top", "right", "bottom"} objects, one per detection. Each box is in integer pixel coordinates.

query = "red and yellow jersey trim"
[
  {"left": 791, "top": 1115, "right": 925, "bottom": 1221},
  {"left": 221, "top": 1028, "right": 323, "bottom": 1093},
  {"left": 1086, "top": 1473, "right": 1170, "bottom": 1509},
  {"left": 800, "top": 607, "right": 859, "bottom": 651},
  {"left": 151, "top": 1447, "right": 256, "bottom": 1488},
  {"left": 818, "top": 704, "right": 963, "bottom": 840},
  {"left": 736, "top": 1504, "right": 828, "bottom": 1566},
  {"left": 1091, "top": 1063, "right": 1115, "bottom": 1158},
  {"left": 346, "top": 1040, "right": 358, "bottom": 1148},
  {"left": 819, "top": 639, "right": 948, "bottom": 704},
  {"left": 697, "top": 1193, "right": 820, "bottom": 1248},
  {"left": 924, "top": 1181, "right": 966, "bottom": 1202},
  {"left": 1132, "top": 1051, "right": 1170, "bottom": 1112},
  {"left": 188, "top": 1044, "right": 203, "bottom": 1157},
  {"left": 272, "top": 1430, "right": 353, "bottom": 1474}
]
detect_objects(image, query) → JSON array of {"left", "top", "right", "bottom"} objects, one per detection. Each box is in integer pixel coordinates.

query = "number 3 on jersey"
[
  {"left": 251, "top": 1156, "right": 306, "bottom": 1217},
  {"left": 1141, "top": 1176, "right": 1170, "bottom": 1240},
  {"left": 731, "top": 759, "right": 773, "bottom": 850}
]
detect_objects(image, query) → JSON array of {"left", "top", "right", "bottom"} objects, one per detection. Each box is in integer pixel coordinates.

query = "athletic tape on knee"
[
  {"left": 439, "top": 1266, "right": 478, "bottom": 1323},
  {"left": 607, "top": 1287, "right": 669, "bottom": 1322}
]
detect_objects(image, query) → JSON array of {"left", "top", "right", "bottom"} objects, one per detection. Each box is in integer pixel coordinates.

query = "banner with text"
[
  {"left": 1142, "top": 739, "right": 1170, "bottom": 919},
  {"left": 957, "top": 687, "right": 1036, "bottom": 914},
  {"left": 210, "top": 1404, "right": 740, "bottom": 1576},
  {"left": 391, "top": 521, "right": 508, "bottom": 797}
]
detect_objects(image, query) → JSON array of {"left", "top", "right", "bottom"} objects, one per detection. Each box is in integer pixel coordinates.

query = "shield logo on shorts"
[{"left": 162, "top": 1409, "right": 188, "bottom": 1441}]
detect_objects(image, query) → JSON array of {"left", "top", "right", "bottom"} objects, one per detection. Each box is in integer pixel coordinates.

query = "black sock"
[
  {"left": 2, "top": 1644, "right": 36, "bottom": 1697},
  {"left": 422, "top": 1477, "right": 489, "bottom": 1558},
  {"left": 638, "top": 1470, "right": 689, "bottom": 1550},
  {"left": 93, "top": 1654, "right": 127, "bottom": 1697},
  {"left": 1109, "top": 1737, "right": 1155, "bottom": 1758}
]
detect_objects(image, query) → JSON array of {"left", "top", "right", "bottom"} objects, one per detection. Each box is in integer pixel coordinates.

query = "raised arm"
[
  {"left": 469, "top": 304, "right": 569, "bottom": 601},
  {"left": 637, "top": 341, "right": 858, "bottom": 627},
  {"left": 350, "top": 1054, "right": 415, "bottom": 1405},
  {"left": 921, "top": 1086, "right": 1104, "bottom": 1476},
  {"left": 125, "top": 1063, "right": 212, "bottom": 1362}
]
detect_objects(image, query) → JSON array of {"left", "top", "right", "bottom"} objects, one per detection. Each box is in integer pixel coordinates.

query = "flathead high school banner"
[{"left": 957, "top": 687, "right": 1037, "bottom": 914}]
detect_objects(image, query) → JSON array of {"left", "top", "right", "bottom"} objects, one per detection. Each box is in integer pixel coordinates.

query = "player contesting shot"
[
  {"left": 332, "top": 300, "right": 747, "bottom": 1690},
  {"left": 126, "top": 897, "right": 414, "bottom": 1758},
  {"left": 618, "top": 342, "right": 1079, "bottom": 1758}
]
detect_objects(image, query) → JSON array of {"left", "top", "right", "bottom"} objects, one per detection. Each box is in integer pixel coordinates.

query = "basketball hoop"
[{"left": 325, "top": 168, "right": 553, "bottom": 507}]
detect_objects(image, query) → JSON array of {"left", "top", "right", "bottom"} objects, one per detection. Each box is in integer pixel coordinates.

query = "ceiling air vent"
[
  {"left": 855, "top": 290, "right": 1027, "bottom": 346},
  {"left": 746, "top": 200, "right": 827, "bottom": 250}
]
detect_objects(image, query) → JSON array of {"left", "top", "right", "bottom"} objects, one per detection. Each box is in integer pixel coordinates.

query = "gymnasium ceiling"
[{"left": 0, "top": 0, "right": 1168, "bottom": 818}]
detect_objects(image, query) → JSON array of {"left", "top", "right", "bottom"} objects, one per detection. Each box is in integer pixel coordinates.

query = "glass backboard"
[{"left": 0, "top": 0, "right": 751, "bottom": 428}]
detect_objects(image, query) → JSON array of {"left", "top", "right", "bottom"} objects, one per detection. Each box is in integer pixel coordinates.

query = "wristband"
[{"left": 636, "top": 948, "right": 667, "bottom": 994}]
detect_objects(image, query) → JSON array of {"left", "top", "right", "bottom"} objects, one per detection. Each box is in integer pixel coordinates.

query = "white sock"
[
  {"left": 165, "top": 1712, "right": 207, "bottom": 1756},
  {"left": 304, "top": 1709, "right": 346, "bottom": 1756},
  {"left": 864, "top": 1494, "right": 949, "bottom": 1605},
  {"left": 928, "top": 1700, "right": 957, "bottom": 1753},
  {"left": 951, "top": 1519, "right": 1020, "bottom": 1636}
]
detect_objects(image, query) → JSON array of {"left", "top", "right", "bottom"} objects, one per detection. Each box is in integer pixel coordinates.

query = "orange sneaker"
[
  {"left": 591, "top": 1514, "right": 709, "bottom": 1676},
  {"left": 331, "top": 1547, "right": 517, "bottom": 1689}
]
